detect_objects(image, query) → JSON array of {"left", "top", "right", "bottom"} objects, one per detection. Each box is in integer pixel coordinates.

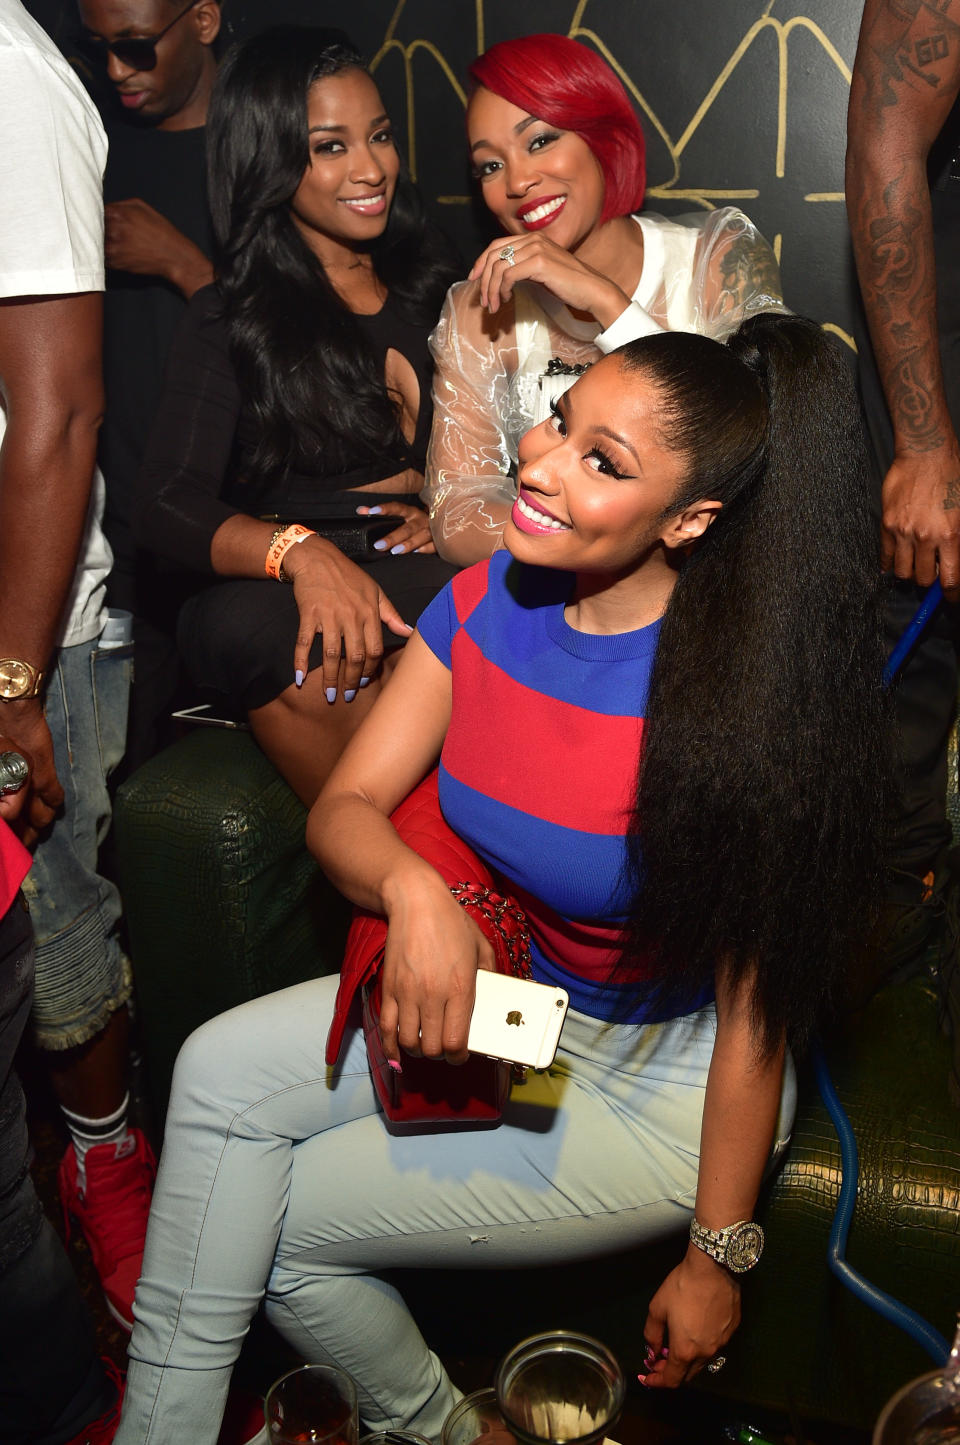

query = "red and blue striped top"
[{"left": 418, "top": 551, "right": 679, "bottom": 1023}]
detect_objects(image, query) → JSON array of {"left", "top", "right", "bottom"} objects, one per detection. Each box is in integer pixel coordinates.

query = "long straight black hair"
[
  {"left": 205, "top": 25, "right": 460, "bottom": 490},
  {"left": 618, "top": 315, "right": 889, "bottom": 1055}
]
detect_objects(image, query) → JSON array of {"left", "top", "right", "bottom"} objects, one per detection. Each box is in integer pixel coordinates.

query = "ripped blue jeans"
[
  {"left": 116, "top": 975, "right": 796, "bottom": 1445},
  {"left": 23, "top": 614, "right": 133, "bottom": 1049}
]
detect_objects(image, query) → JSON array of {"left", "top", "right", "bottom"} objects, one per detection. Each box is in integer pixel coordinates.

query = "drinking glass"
[
  {"left": 265, "top": 1364, "right": 360, "bottom": 1445},
  {"left": 873, "top": 1316, "right": 960, "bottom": 1445},
  {"left": 442, "top": 1387, "right": 519, "bottom": 1445},
  {"left": 493, "top": 1331, "right": 624, "bottom": 1445},
  {"left": 360, "top": 1433, "right": 432, "bottom": 1445}
]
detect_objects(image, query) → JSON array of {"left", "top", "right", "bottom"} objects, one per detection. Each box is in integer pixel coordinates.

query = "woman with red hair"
[{"left": 425, "top": 33, "right": 787, "bottom": 563}]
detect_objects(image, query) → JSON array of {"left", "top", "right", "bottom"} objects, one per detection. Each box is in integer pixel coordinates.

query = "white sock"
[{"left": 62, "top": 1092, "right": 131, "bottom": 1194}]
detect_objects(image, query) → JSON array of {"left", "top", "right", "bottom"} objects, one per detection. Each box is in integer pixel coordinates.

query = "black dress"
[{"left": 135, "top": 284, "right": 458, "bottom": 710}]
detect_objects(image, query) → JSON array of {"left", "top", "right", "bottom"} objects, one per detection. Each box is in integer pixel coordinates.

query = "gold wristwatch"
[
  {"left": 0, "top": 659, "right": 44, "bottom": 700},
  {"left": 689, "top": 1217, "right": 765, "bottom": 1273}
]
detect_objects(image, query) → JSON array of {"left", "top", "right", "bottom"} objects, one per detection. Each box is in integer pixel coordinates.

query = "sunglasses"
[{"left": 81, "top": 0, "right": 201, "bottom": 72}]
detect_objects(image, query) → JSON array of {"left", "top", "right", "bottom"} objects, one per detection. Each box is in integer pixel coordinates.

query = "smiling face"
[
  {"left": 466, "top": 85, "right": 606, "bottom": 251},
  {"left": 289, "top": 68, "right": 400, "bottom": 264},
  {"left": 506, "top": 359, "right": 721, "bottom": 581},
  {"left": 77, "top": 0, "right": 219, "bottom": 130}
]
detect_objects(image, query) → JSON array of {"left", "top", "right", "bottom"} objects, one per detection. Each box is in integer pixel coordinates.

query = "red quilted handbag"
[{"left": 325, "top": 770, "right": 531, "bottom": 1132}]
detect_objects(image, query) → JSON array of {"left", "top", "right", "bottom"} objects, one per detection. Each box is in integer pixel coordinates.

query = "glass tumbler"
[
  {"left": 493, "top": 1331, "right": 625, "bottom": 1445},
  {"left": 442, "top": 1387, "right": 519, "bottom": 1445},
  {"left": 873, "top": 1317, "right": 960, "bottom": 1444},
  {"left": 361, "top": 1434, "right": 432, "bottom": 1445},
  {"left": 265, "top": 1364, "right": 360, "bottom": 1445}
]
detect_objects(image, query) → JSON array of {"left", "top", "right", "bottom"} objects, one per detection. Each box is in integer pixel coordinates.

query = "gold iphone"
[{"left": 467, "top": 971, "right": 569, "bottom": 1069}]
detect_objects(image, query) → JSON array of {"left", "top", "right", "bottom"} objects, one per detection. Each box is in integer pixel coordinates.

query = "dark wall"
[{"left": 30, "top": 0, "right": 865, "bottom": 343}]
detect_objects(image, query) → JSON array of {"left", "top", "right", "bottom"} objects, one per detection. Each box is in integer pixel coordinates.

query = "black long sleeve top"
[{"left": 135, "top": 283, "right": 435, "bottom": 575}]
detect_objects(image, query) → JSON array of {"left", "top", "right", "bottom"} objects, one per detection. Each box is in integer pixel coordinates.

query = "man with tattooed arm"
[{"left": 847, "top": 0, "right": 960, "bottom": 1091}]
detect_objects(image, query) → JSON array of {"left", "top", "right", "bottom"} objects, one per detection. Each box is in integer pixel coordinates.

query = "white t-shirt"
[{"left": 0, "top": 0, "right": 111, "bottom": 648}]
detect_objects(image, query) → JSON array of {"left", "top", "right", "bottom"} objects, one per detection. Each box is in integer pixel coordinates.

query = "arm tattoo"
[
  {"left": 717, "top": 236, "right": 782, "bottom": 311},
  {"left": 867, "top": 187, "right": 922, "bottom": 291},
  {"left": 857, "top": 1, "right": 960, "bottom": 118},
  {"left": 899, "top": 44, "right": 944, "bottom": 86},
  {"left": 892, "top": 350, "right": 947, "bottom": 448},
  {"left": 859, "top": 176, "right": 946, "bottom": 448},
  {"left": 916, "top": 32, "right": 950, "bottom": 64},
  {"left": 849, "top": 1, "right": 960, "bottom": 452}
]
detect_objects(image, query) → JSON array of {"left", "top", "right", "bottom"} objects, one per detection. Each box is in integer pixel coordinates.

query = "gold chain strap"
[{"left": 449, "top": 882, "right": 532, "bottom": 980}]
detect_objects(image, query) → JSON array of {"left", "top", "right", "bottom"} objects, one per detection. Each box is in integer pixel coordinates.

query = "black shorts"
[{"left": 177, "top": 549, "right": 459, "bottom": 711}]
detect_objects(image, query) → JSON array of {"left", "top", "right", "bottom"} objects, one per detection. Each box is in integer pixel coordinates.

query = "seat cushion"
[{"left": 114, "top": 728, "right": 349, "bottom": 1120}]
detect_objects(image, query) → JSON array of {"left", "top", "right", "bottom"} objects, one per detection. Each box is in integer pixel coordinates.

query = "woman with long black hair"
[
  {"left": 134, "top": 26, "right": 460, "bottom": 800},
  {"left": 116, "top": 314, "right": 887, "bottom": 1443}
]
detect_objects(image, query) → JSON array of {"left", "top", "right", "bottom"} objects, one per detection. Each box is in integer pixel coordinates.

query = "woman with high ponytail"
[
  {"left": 116, "top": 314, "right": 887, "bottom": 1442},
  {"left": 624, "top": 314, "right": 888, "bottom": 1054}
]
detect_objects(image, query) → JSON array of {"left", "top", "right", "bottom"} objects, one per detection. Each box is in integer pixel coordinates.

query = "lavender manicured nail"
[
  {"left": 295, "top": 669, "right": 304, "bottom": 687},
  {"left": 366, "top": 505, "right": 383, "bottom": 514},
  {"left": 390, "top": 543, "right": 405, "bottom": 555},
  {"left": 373, "top": 540, "right": 388, "bottom": 551},
  {"left": 344, "top": 689, "right": 356, "bottom": 703},
  {"left": 359, "top": 676, "right": 371, "bottom": 688},
  {"left": 325, "top": 687, "right": 337, "bottom": 704}
]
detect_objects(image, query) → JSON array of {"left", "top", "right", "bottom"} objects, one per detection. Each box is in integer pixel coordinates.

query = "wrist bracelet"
[
  {"left": 689, "top": 1216, "right": 764, "bottom": 1273},
  {"left": 265, "top": 523, "right": 315, "bottom": 582}
]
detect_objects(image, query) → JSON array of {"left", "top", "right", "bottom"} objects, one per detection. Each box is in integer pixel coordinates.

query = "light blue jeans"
[
  {"left": 23, "top": 613, "right": 133, "bottom": 1049},
  {"left": 116, "top": 976, "right": 796, "bottom": 1445}
]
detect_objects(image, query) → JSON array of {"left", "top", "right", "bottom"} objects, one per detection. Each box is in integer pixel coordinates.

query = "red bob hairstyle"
[{"left": 468, "top": 34, "right": 646, "bottom": 225}]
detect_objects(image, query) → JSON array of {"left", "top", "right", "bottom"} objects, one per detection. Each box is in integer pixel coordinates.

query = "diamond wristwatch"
[{"left": 689, "top": 1217, "right": 765, "bottom": 1273}]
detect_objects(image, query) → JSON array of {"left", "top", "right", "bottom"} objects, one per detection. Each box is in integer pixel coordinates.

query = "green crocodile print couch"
[{"left": 114, "top": 727, "right": 960, "bottom": 1435}]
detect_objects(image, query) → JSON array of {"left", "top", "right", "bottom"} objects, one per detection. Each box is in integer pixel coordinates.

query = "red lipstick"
[{"left": 516, "top": 194, "right": 567, "bottom": 231}]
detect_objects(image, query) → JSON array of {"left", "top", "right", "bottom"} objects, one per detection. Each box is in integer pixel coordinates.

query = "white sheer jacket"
[{"left": 424, "top": 207, "right": 788, "bottom": 562}]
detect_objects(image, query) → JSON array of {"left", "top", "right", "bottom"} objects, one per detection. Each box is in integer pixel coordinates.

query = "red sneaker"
[{"left": 58, "top": 1128, "right": 157, "bottom": 1331}]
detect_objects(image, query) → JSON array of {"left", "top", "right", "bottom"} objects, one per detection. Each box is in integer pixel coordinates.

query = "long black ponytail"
[{"left": 620, "top": 315, "right": 890, "bottom": 1054}]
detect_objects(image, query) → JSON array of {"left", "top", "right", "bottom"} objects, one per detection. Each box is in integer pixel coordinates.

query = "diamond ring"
[
  {"left": 0, "top": 751, "right": 28, "bottom": 796},
  {"left": 498, "top": 244, "right": 516, "bottom": 265},
  {"left": 706, "top": 1356, "right": 726, "bottom": 1375}
]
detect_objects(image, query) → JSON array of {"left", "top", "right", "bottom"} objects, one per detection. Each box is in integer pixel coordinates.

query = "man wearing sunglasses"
[
  {"left": 74, "top": 0, "right": 220, "bottom": 778},
  {"left": 79, "top": 0, "right": 220, "bottom": 133}
]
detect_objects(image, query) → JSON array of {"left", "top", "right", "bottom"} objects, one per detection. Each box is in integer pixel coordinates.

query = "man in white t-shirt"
[{"left": 0, "top": 1, "right": 143, "bottom": 1435}]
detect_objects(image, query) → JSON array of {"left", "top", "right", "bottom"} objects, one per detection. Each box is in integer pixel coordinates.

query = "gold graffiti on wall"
[{"left": 370, "top": 0, "right": 856, "bottom": 345}]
